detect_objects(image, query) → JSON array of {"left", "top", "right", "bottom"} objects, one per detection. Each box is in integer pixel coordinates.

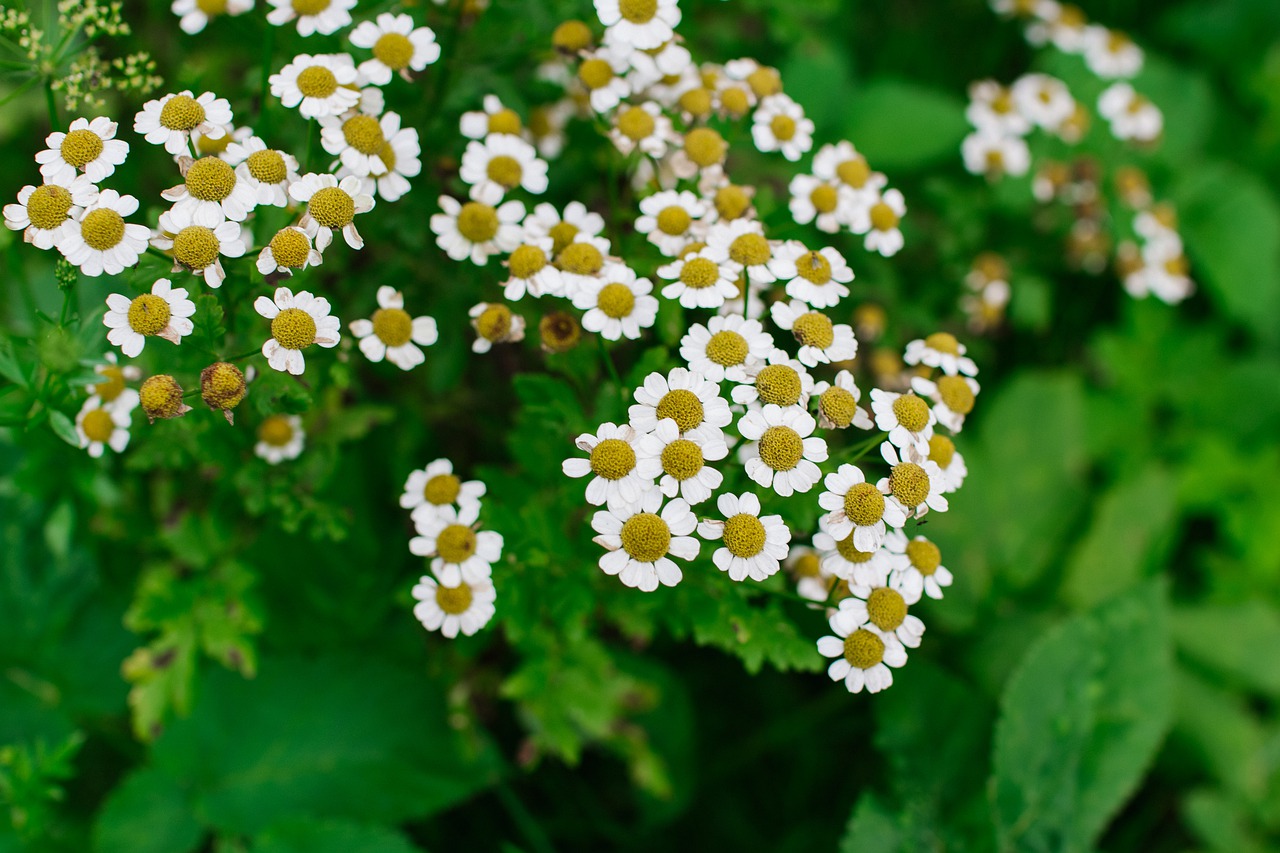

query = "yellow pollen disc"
[
  {"left": 540, "top": 311, "right": 581, "bottom": 353},
  {"left": 308, "top": 186, "right": 355, "bottom": 229},
  {"left": 159, "top": 95, "right": 206, "bottom": 132},
  {"left": 372, "top": 32, "right": 414, "bottom": 70},
  {"left": 597, "top": 282, "right": 635, "bottom": 319},
  {"left": 475, "top": 304, "right": 513, "bottom": 341},
  {"left": 456, "top": 202, "right": 499, "bottom": 243},
  {"left": 60, "top": 129, "right": 104, "bottom": 169},
  {"left": 986, "top": 149, "right": 1005, "bottom": 171},
  {"left": 679, "top": 88, "right": 713, "bottom": 117},
  {"left": 127, "top": 294, "right": 171, "bottom": 336},
  {"left": 843, "top": 628, "right": 886, "bottom": 668},
  {"left": 424, "top": 473, "right": 462, "bottom": 505},
  {"left": 720, "top": 86, "right": 751, "bottom": 116},
  {"left": 185, "top": 157, "right": 236, "bottom": 202},
  {"left": 866, "top": 587, "right": 907, "bottom": 631},
  {"left": 25, "top": 185, "right": 73, "bottom": 230},
  {"left": 792, "top": 311, "right": 835, "bottom": 349},
  {"left": 746, "top": 67, "right": 782, "bottom": 98},
  {"left": 680, "top": 241, "right": 707, "bottom": 257},
  {"left": 557, "top": 242, "right": 603, "bottom": 276},
  {"left": 810, "top": 184, "right": 839, "bottom": 214},
  {"left": 936, "top": 376, "right": 975, "bottom": 415},
  {"left": 196, "top": 0, "right": 227, "bottom": 14},
  {"left": 296, "top": 65, "right": 338, "bottom": 99},
  {"left": 928, "top": 434, "right": 955, "bottom": 469},
  {"left": 196, "top": 131, "right": 231, "bottom": 155},
  {"left": 488, "top": 108, "right": 522, "bottom": 136},
  {"left": 93, "top": 365, "right": 126, "bottom": 402},
  {"left": 836, "top": 156, "right": 870, "bottom": 188},
  {"left": 843, "top": 482, "right": 885, "bottom": 527},
  {"left": 342, "top": 115, "right": 385, "bottom": 155},
  {"left": 889, "top": 461, "right": 930, "bottom": 508},
  {"left": 683, "top": 127, "right": 726, "bottom": 168},
  {"left": 728, "top": 233, "right": 770, "bottom": 267},
  {"left": 291, "top": 0, "right": 331, "bottom": 15},
  {"left": 552, "top": 20, "right": 593, "bottom": 53},
  {"left": 485, "top": 154, "right": 523, "bottom": 189},
  {"left": 620, "top": 512, "right": 671, "bottom": 562},
  {"left": 1060, "top": 5, "right": 1086, "bottom": 26},
  {"left": 435, "top": 582, "right": 474, "bottom": 614},
  {"left": 271, "top": 307, "right": 317, "bottom": 350},
  {"left": 374, "top": 140, "right": 397, "bottom": 174},
  {"left": 81, "top": 409, "right": 115, "bottom": 443},
  {"left": 246, "top": 150, "right": 288, "bottom": 185},
  {"left": 173, "top": 225, "right": 221, "bottom": 270},
  {"left": 372, "top": 307, "right": 413, "bottom": 347},
  {"left": 578, "top": 58, "right": 614, "bottom": 90},
  {"left": 924, "top": 331, "right": 960, "bottom": 355},
  {"left": 547, "top": 221, "right": 579, "bottom": 256},
  {"left": 870, "top": 202, "right": 899, "bottom": 231},
  {"left": 755, "top": 364, "right": 802, "bottom": 407},
  {"left": 201, "top": 362, "right": 246, "bottom": 410},
  {"left": 268, "top": 228, "right": 311, "bottom": 268},
  {"left": 723, "top": 513, "right": 767, "bottom": 557},
  {"left": 655, "top": 388, "right": 703, "bottom": 432},
  {"left": 436, "top": 524, "right": 478, "bottom": 563},
  {"left": 795, "top": 251, "right": 832, "bottom": 284},
  {"left": 892, "top": 394, "right": 931, "bottom": 432},
  {"left": 80, "top": 208, "right": 125, "bottom": 251},
  {"left": 656, "top": 205, "right": 691, "bottom": 236},
  {"left": 679, "top": 257, "right": 719, "bottom": 289},
  {"left": 508, "top": 244, "right": 548, "bottom": 279},
  {"left": 820, "top": 387, "right": 856, "bottom": 428},
  {"left": 618, "top": 0, "right": 657, "bottom": 22},
  {"left": 140, "top": 375, "right": 185, "bottom": 420},
  {"left": 906, "top": 538, "right": 942, "bottom": 576},
  {"left": 714, "top": 186, "right": 751, "bottom": 221},
  {"left": 793, "top": 552, "right": 821, "bottom": 577},
  {"left": 589, "top": 437, "right": 636, "bottom": 480},
  {"left": 705, "top": 330, "right": 747, "bottom": 367},
  {"left": 836, "top": 533, "right": 875, "bottom": 563},
  {"left": 618, "top": 106, "right": 656, "bottom": 140},
  {"left": 770, "top": 114, "right": 797, "bottom": 141},
  {"left": 758, "top": 425, "right": 803, "bottom": 471},
  {"left": 258, "top": 414, "right": 295, "bottom": 447},
  {"left": 660, "top": 439, "right": 703, "bottom": 480}
]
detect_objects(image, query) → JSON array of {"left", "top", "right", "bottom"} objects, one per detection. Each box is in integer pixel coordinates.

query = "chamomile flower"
[
  {"left": 257, "top": 226, "right": 322, "bottom": 277},
  {"left": 75, "top": 397, "right": 131, "bottom": 458},
  {"left": 36, "top": 117, "right": 129, "bottom": 184},
  {"left": 403, "top": 459, "right": 486, "bottom": 520},
  {"left": 523, "top": 201, "right": 606, "bottom": 256},
  {"left": 502, "top": 237, "right": 564, "bottom": 300},
  {"left": 705, "top": 219, "right": 775, "bottom": 283},
  {"left": 911, "top": 374, "right": 979, "bottom": 433},
  {"left": 1083, "top": 26, "right": 1142, "bottom": 79},
  {"left": 320, "top": 110, "right": 402, "bottom": 178},
  {"left": 636, "top": 419, "right": 727, "bottom": 505},
  {"left": 161, "top": 155, "right": 258, "bottom": 225},
  {"left": 58, "top": 190, "right": 149, "bottom": 276},
  {"left": 1098, "top": 82, "right": 1162, "bottom": 142},
  {"left": 1011, "top": 73, "right": 1076, "bottom": 131},
  {"left": 918, "top": 434, "right": 967, "bottom": 493},
  {"left": 878, "top": 441, "right": 949, "bottom": 520},
  {"left": 769, "top": 301, "right": 857, "bottom": 368},
  {"left": 254, "top": 286, "right": 341, "bottom": 375},
  {"left": 576, "top": 46, "right": 632, "bottom": 113},
  {"left": 751, "top": 93, "right": 814, "bottom": 161},
  {"left": 4, "top": 175, "right": 97, "bottom": 250},
  {"left": 609, "top": 102, "right": 677, "bottom": 158},
  {"left": 812, "top": 141, "right": 887, "bottom": 207},
  {"left": 351, "top": 116, "right": 421, "bottom": 202},
  {"left": 135, "top": 91, "right": 233, "bottom": 156},
  {"left": 635, "top": 190, "right": 706, "bottom": 257},
  {"left": 269, "top": 54, "right": 360, "bottom": 119},
  {"left": 153, "top": 206, "right": 246, "bottom": 288},
  {"left": 172, "top": 0, "right": 254, "bottom": 34},
  {"left": 965, "top": 80, "right": 1032, "bottom": 135},
  {"left": 594, "top": 0, "right": 680, "bottom": 50},
  {"left": 255, "top": 414, "right": 305, "bottom": 464},
  {"left": 349, "top": 13, "right": 441, "bottom": 85},
  {"left": 812, "top": 370, "right": 873, "bottom": 431},
  {"left": 789, "top": 174, "right": 852, "bottom": 234},
  {"left": 768, "top": 242, "right": 853, "bottom": 309},
  {"left": 816, "top": 604, "right": 908, "bottom": 694},
  {"left": 102, "top": 279, "right": 195, "bottom": 358},
  {"left": 225, "top": 137, "right": 299, "bottom": 207},
  {"left": 629, "top": 366, "right": 732, "bottom": 437},
  {"left": 469, "top": 302, "right": 526, "bottom": 353},
  {"left": 679, "top": 315, "right": 773, "bottom": 383},
  {"left": 265, "top": 0, "right": 355, "bottom": 36},
  {"left": 563, "top": 422, "right": 659, "bottom": 509},
  {"left": 961, "top": 129, "right": 1031, "bottom": 177},
  {"left": 573, "top": 261, "right": 659, "bottom": 340},
  {"left": 348, "top": 285, "right": 438, "bottom": 370},
  {"left": 813, "top": 522, "right": 892, "bottom": 584},
  {"left": 87, "top": 353, "right": 141, "bottom": 415},
  {"left": 870, "top": 389, "right": 936, "bottom": 455},
  {"left": 411, "top": 576, "right": 496, "bottom": 638},
  {"left": 430, "top": 186, "right": 525, "bottom": 265},
  {"left": 590, "top": 488, "right": 699, "bottom": 591},
  {"left": 730, "top": 350, "right": 814, "bottom": 410},
  {"left": 817, "top": 463, "right": 907, "bottom": 552},
  {"left": 189, "top": 123, "right": 250, "bottom": 161},
  {"left": 459, "top": 134, "right": 549, "bottom": 199},
  {"left": 290, "top": 173, "right": 375, "bottom": 252},
  {"left": 460, "top": 94, "right": 525, "bottom": 140},
  {"left": 835, "top": 570, "right": 925, "bottom": 648},
  {"left": 656, "top": 248, "right": 739, "bottom": 308},
  {"left": 903, "top": 332, "right": 978, "bottom": 376},
  {"left": 738, "top": 404, "right": 827, "bottom": 496},
  {"left": 787, "top": 545, "right": 837, "bottom": 602},
  {"left": 865, "top": 189, "right": 907, "bottom": 257},
  {"left": 410, "top": 503, "right": 504, "bottom": 586},
  {"left": 885, "top": 531, "right": 952, "bottom": 601},
  {"left": 698, "top": 492, "right": 791, "bottom": 582}
]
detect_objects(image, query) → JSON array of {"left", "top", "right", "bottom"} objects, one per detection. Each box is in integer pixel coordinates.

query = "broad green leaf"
[
  {"left": 1172, "top": 601, "right": 1280, "bottom": 698},
  {"left": 47, "top": 410, "right": 79, "bottom": 447},
  {"left": 92, "top": 767, "right": 203, "bottom": 853},
  {"left": 780, "top": 42, "right": 853, "bottom": 136},
  {"left": 1173, "top": 667, "right": 1270, "bottom": 798},
  {"left": 843, "top": 80, "right": 969, "bottom": 170},
  {"left": 1182, "top": 789, "right": 1267, "bottom": 853},
  {"left": 251, "top": 819, "right": 420, "bottom": 853},
  {"left": 838, "top": 792, "right": 905, "bottom": 853}
]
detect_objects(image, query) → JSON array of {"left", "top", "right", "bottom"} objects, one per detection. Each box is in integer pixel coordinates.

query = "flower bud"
[
  {"left": 200, "top": 362, "right": 247, "bottom": 424},
  {"left": 539, "top": 311, "right": 581, "bottom": 354},
  {"left": 139, "top": 374, "right": 192, "bottom": 423}
]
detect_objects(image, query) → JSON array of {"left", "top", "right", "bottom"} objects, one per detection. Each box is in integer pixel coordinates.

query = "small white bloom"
[
  {"left": 403, "top": 458, "right": 486, "bottom": 521},
  {"left": 788, "top": 173, "right": 853, "bottom": 234},
  {"left": 609, "top": 101, "right": 677, "bottom": 158},
  {"left": 161, "top": 155, "right": 258, "bottom": 226},
  {"left": 348, "top": 285, "right": 438, "bottom": 370},
  {"left": 430, "top": 186, "right": 525, "bottom": 265},
  {"left": 961, "top": 128, "right": 1031, "bottom": 177},
  {"left": 321, "top": 110, "right": 405, "bottom": 178},
  {"left": 269, "top": 54, "right": 360, "bottom": 119},
  {"left": 523, "top": 201, "right": 606, "bottom": 251},
  {"left": 75, "top": 397, "right": 131, "bottom": 458},
  {"left": 751, "top": 93, "right": 813, "bottom": 161},
  {"left": 657, "top": 248, "right": 739, "bottom": 309},
  {"left": 349, "top": 13, "right": 441, "bottom": 84},
  {"left": 225, "top": 137, "right": 300, "bottom": 208},
  {"left": 103, "top": 278, "right": 195, "bottom": 358},
  {"left": 965, "top": 80, "right": 1032, "bottom": 135},
  {"left": 911, "top": 374, "right": 979, "bottom": 433},
  {"left": 411, "top": 576, "right": 496, "bottom": 638},
  {"left": 36, "top": 116, "right": 129, "bottom": 184},
  {"left": 86, "top": 353, "right": 141, "bottom": 415},
  {"left": 916, "top": 433, "right": 968, "bottom": 493},
  {"left": 679, "top": 314, "right": 772, "bottom": 384},
  {"left": 265, "top": 0, "right": 355, "bottom": 36},
  {"left": 410, "top": 503, "right": 504, "bottom": 586},
  {"left": 3, "top": 175, "right": 97, "bottom": 250},
  {"left": 767, "top": 242, "right": 853, "bottom": 309},
  {"left": 58, "top": 190, "right": 149, "bottom": 276},
  {"left": 459, "top": 134, "right": 549, "bottom": 200},
  {"left": 1098, "top": 82, "right": 1162, "bottom": 142},
  {"left": 704, "top": 218, "right": 775, "bottom": 283},
  {"left": 877, "top": 441, "right": 949, "bottom": 520},
  {"left": 812, "top": 370, "right": 873, "bottom": 431},
  {"left": 135, "top": 91, "right": 233, "bottom": 156},
  {"left": 1011, "top": 73, "right": 1076, "bottom": 131},
  {"left": 257, "top": 226, "right": 322, "bottom": 277},
  {"left": 576, "top": 46, "right": 633, "bottom": 113},
  {"left": 870, "top": 388, "right": 936, "bottom": 456},
  {"left": 769, "top": 301, "right": 857, "bottom": 368},
  {"left": 501, "top": 236, "right": 564, "bottom": 300},
  {"left": 590, "top": 488, "right": 699, "bottom": 591},
  {"left": 885, "top": 530, "right": 953, "bottom": 601},
  {"left": 786, "top": 544, "right": 836, "bottom": 603},
  {"left": 573, "top": 261, "right": 659, "bottom": 341},
  {"left": 1082, "top": 25, "right": 1143, "bottom": 79},
  {"left": 817, "top": 463, "right": 907, "bottom": 553},
  {"left": 903, "top": 332, "right": 978, "bottom": 376},
  {"left": 636, "top": 418, "right": 728, "bottom": 506},
  {"left": 636, "top": 189, "right": 706, "bottom": 257},
  {"left": 255, "top": 414, "right": 305, "bottom": 464},
  {"left": 813, "top": 520, "right": 893, "bottom": 584},
  {"left": 812, "top": 141, "right": 886, "bottom": 209},
  {"left": 698, "top": 491, "right": 791, "bottom": 582},
  {"left": 629, "top": 366, "right": 732, "bottom": 437},
  {"left": 730, "top": 349, "right": 815, "bottom": 411},
  {"left": 738, "top": 403, "right": 827, "bottom": 496},
  {"left": 833, "top": 569, "right": 926, "bottom": 648},
  {"left": 290, "top": 173, "right": 376, "bottom": 252},
  {"left": 460, "top": 94, "right": 525, "bottom": 140},
  {"left": 153, "top": 205, "right": 246, "bottom": 289},
  {"left": 816, "top": 602, "right": 908, "bottom": 694},
  {"left": 864, "top": 188, "right": 907, "bottom": 257},
  {"left": 351, "top": 114, "right": 422, "bottom": 202},
  {"left": 254, "top": 286, "right": 341, "bottom": 375},
  {"left": 172, "top": 0, "right": 253, "bottom": 34},
  {"left": 469, "top": 302, "right": 526, "bottom": 353},
  {"left": 563, "top": 421, "right": 659, "bottom": 510},
  {"left": 594, "top": 0, "right": 680, "bottom": 50}
]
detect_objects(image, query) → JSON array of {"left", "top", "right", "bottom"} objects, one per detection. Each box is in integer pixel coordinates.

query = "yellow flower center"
[
  {"left": 655, "top": 388, "right": 703, "bottom": 432},
  {"left": 679, "top": 88, "right": 714, "bottom": 118},
  {"left": 127, "top": 294, "right": 171, "bottom": 336},
  {"left": 758, "top": 425, "right": 803, "bottom": 471},
  {"left": 936, "top": 375, "right": 974, "bottom": 415},
  {"left": 892, "top": 394, "right": 930, "bottom": 432},
  {"left": 927, "top": 434, "right": 955, "bottom": 469},
  {"left": 80, "top": 208, "right": 125, "bottom": 251},
  {"left": 185, "top": 157, "right": 236, "bottom": 202},
  {"left": 792, "top": 552, "right": 821, "bottom": 577},
  {"left": 720, "top": 86, "right": 751, "bottom": 116},
  {"left": 488, "top": 108, "right": 522, "bottom": 136},
  {"left": 140, "top": 375, "right": 185, "bottom": 420},
  {"left": 619, "top": 0, "right": 657, "bottom": 22},
  {"left": 578, "top": 58, "right": 614, "bottom": 90},
  {"left": 81, "top": 409, "right": 115, "bottom": 443},
  {"left": 683, "top": 127, "right": 726, "bottom": 168},
  {"left": 557, "top": 242, "right": 604, "bottom": 276},
  {"left": 589, "top": 437, "right": 635, "bottom": 480},
  {"left": 843, "top": 482, "right": 885, "bottom": 527},
  {"left": 456, "top": 202, "right": 499, "bottom": 243},
  {"left": 836, "top": 532, "right": 875, "bottom": 563},
  {"left": 597, "top": 282, "right": 636, "bottom": 319},
  {"left": 714, "top": 185, "right": 751, "bottom": 221},
  {"left": 372, "top": 307, "right": 413, "bottom": 347},
  {"left": 795, "top": 250, "right": 833, "bottom": 284},
  {"left": 372, "top": 32, "right": 415, "bottom": 70},
  {"left": 374, "top": 140, "right": 397, "bottom": 174},
  {"left": 866, "top": 587, "right": 907, "bottom": 632},
  {"left": 679, "top": 257, "right": 720, "bottom": 289},
  {"left": 342, "top": 115, "right": 385, "bottom": 155},
  {"left": 870, "top": 201, "right": 899, "bottom": 231},
  {"left": 705, "top": 330, "right": 747, "bottom": 367},
  {"left": 660, "top": 439, "right": 703, "bottom": 480},
  {"left": 653, "top": 205, "right": 691, "bottom": 237},
  {"left": 843, "top": 628, "right": 885, "bottom": 668},
  {"left": 728, "top": 233, "right": 770, "bottom": 267},
  {"left": 548, "top": 221, "right": 579, "bottom": 256},
  {"left": 195, "top": 130, "right": 231, "bottom": 155},
  {"left": 889, "top": 462, "right": 930, "bottom": 508},
  {"left": 620, "top": 512, "right": 671, "bottom": 562},
  {"left": 271, "top": 307, "right": 317, "bottom": 350},
  {"left": 291, "top": 0, "right": 331, "bottom": 15},
  {"left": 424, "top": 473, "right": 462, "bottom": 505},
  {"left": 723, "top": 513, "right": 767, "bottom": 558},
  {"left": 93, "top": 365, "right": 126, "bottom": 402},
  {"left": 836, "top": 156, "right": 870, "bottom": 188},
  {"left": 508, "top": 244, "right": 548, "bottom": 279},
  {"left": 296, "top": 65, "right": 338, "bottom": 99},
  {"left": 436, "top": 524, "right": 478, "bottom": 563},
  {"left": 268, "top": 228, "right": 311, "bottom": 268},
  {"left": 485, "top": 154, "right": 523, "bottom": 189},
  {"left": 25, "top": 185, "right": 73, "bottom": 230},
  {"left": 810, "top": 184, "right": 839, "bottom": 214},
  {"left": 552, "top": 20, "right": 593, "bottom": 53},
  {"left": 924, "top": 331, "right": 960, "bottom": 355},
  {"left": 746, "top": 67, "right": 782, "bottom": 98},
  {"left": 196, "top": 0, "right": 227, "bottom": 14},
  {"left": 540, "top": 311, "right": 581, "bottom": 353},
  {"left": 308, "top": 186, "right": 355, "bottom": 229},
  {"left": 819, "top": 387, "right": 856, "bottom": 428},
  {"left": 246, "top": 149, "right": 288, "bottom": 185},
  {"left": 258, "top": 414, "right": 295, "bottom": 447},
  {"left": 434, "top": 582, "right": 474, "bottom": 614},
  {"left": 172, "top": 225, "right": 221, "bottom": 270},
  {"left": 906, "top": 538, "right": 941, "bottom": 576},
  {"left": 201, "top": 362, "right": 246, "bottom": 410},
  {"left": 791, "top": 311, "right": 835, "bottom": 349},
  {"left": 755, "top": 364, "right": 802, "bottom": 407},
  {"left": 618, "top": 105, "right": 656, "bottom": 140},
  {"left": 769, "top": 114, "right": 797, "bottom": 141},
  {"left": 475, "top": 304, "right": 513, "bottom": 341},
  {"left": 159, "top": 94, "right": 206, "bottom": 131},
  {"left": 60, "top": 129, "right": 104, "bottom": 169}
]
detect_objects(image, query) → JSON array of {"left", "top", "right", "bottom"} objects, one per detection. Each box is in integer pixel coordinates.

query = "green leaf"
[
  {"left": 251, "top": 818, "right": 420, "bottom": 853},
  {"left": 1172, "top": 601, "right": 1280, "bottom": 698},
  {"left": 92, "top": 767, "right": 203, "bottom": 853},
  {"left": 780, "top": 42, "right": 853, "bottom": 136},
  {"left": 839, "top": 792, "right": 905, "bottom": 853},
  {"left": 843, "top": 80, "right": 969, "bottom": 170},
  {"left": 47, "top": 410, "right": 79, "bottom": 447}
]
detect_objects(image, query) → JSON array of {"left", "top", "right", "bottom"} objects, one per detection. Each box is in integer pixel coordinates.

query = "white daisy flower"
[
  {"left": 786, "top": 544, "right": 836, "bottom": 603},
  {"left": 349, "top": 13, "right": 441, "bottom": 85},
  {"left": 153, "top": 205, "right": 246, "bottom": 289},
  {"left": 573, "top": 261, "right": 659, "bottom": 341},
  {"left": 410, "top": 503, "right": 504, "bottom": 586},
  {"left": 738, "top": 403, "right": 827, "bottom": 496},
  {"left": 813, "top": 520, "right": 893, "bottom": 584},
  {"left": 590, "top": 488, "right": 699, "bottom": 591},
  {"left": 730, "top": 350, "right": 815, "bottom": 410},
  {"left": 679, "top": 315, "right": 773, "bottom": 384},
  {"left": 102, "top": 278, "right": 195, "bottom": 358},
  {"left": 812, "top": 370, "right": 873, "bottom": 431},
  {"left": 1028, "top": 3, "right": 1091, "bottom": 52},
  {"left": 629, "top": 366, "right": 732, "bottom": 438},
  {"left": 576, "top": 46, "right": 633, "bottom": 113},
  {"left": 254, "top": 286, "right": 341, "bottom": 375},
  {"left": 698, "top": 491, "right": 791, "bottom": 582},
  {"left": 965, "top": 80, "right": 1032, "bottom": 135},
  {"left": 877, "top": 441, "right": 949, "bottom": 520},
  {"left": 885, "top": 530, "right": 952, "bottom": 601},
  {"left": 594, "top": 0, "right": 680, "bottom": 49},
  {"left": 75, "top": 397, "right": 131, "bottom": 458},
  {"left": 347, "top": 285, "right": 438, "bottom": 371},
  {"left": 636, "top": 189, "right": 706, "bottom": 257},
  {"left": 816, "top": 604, "right": 908, "bottom": 694},
  {"left": 134, "top": 91, "right": 233, "bottom": 156},
  {"left": 430, "top": 186, "right": 525, "bottom": 265},
  {"left": 257, "top": 226, "right": 323, "bottom": 277},
  {"left": 290, "top": 173, "right": 375, "bottom": 252},
  {"left": 623, "top": 38, "right": 694, "bottom": 89},
  {"left": 911, "top": 374, "right": 979, "bottom": 433},
  {"left": 812, "top": 141, "right": 886, "bottom": 208},
  {"left": 255, "top": 414, "right": 305, "bottom": 464},
  {"left": 403, "top": 459, "right": 487, "bottom": 522},
  {"left": 1082, "top": 26, "right": 1143, "bottom": 79},
  {"left": 469, "top": 302, "right": 526, "bottom": 353},
  {"left": 87, "top": 353, "right": 141, "bottom": 415},
  {"left": 916, "top": 434, "right": 968, "bottom": 494},
  {"left": 172, "top": 0, "right": 253, "bottom": 34},
  {"left": 751, "top": 93, "right": 814, "bottom": 161},
  {"left": 224, "top": 137, "right": 299, "bottom": 208},
  {"left": 834, "top": 570, "right": 926, "bottom": 648},
  {"left": 1098, "top": 82, "right": 1162, "bottom": 142},
  {"left": 961, "top": 129, "right": 1031, "bottom": 177},
  {"left": 870, "top": 388, "right": 936, "bottom": 455},
  {"left": 161, "top": 155, "right": 258, "bottom": 226},
  {"left": 269, "top": 54, "right": 360, "bottom": 119},
  {"left": 1011, "top": 73, "right": 1076, "bottom": 131},
  {"left": 1124, "top": 256, "right": 1194, "bottom": 305},
  {"left": 563, "top": 421, "right": 659, "bottom": 509},
  {"left": 460, "top": 94, "right": 525, "bottom": 140},
  {"left": 769, "top": 301, "right": 858, "bottom": 368},
  {"left": 767, "top": 242, "right": 853, "bottom": 309},
  {"left": 817, "top": 463, "right": 907, "bottom": 552},
  {"left": 459, "top": 134, "right": 549, "bottom": 200},
  {"left": 656, "top": 248, "right": 739, "bottom": 309},
  {"left": 788, "top": 174, "right": 853, "bottom": 234},
  {"left": 188, "top": 123, "right": 250, "bottom": 161},
  {"left": 320, "top": 110, "right": 404, "bottom": 178},
  {"left": 609, "top": 101, "right": 678, "bottom": 158},
  {"left": 57, "top": 190, "right": 149, "bottom": 276},
  {"left": 411, "top": 576, "right": 496, "bottom": 638},
  {"left": 3, "top": 175, "right": 97, "bottom": 250},
  {"left": 704, "top": 218, "right": 775, "bottom": 283},
  {"left": 36, "top": 116, "right": 129, "bottom": 184},
  {"left": 635, "top": 418, "right": 727, "bottom": 505},
  {"left": 865, "top": 189, "right": 906, "bottom": 257},
  {"left": 903, "top": 332, "right": 978, "bottom": 376},
  {"left": 265, "top": 0, "right": 355, "bottom": 36},
  {"left": 523, "top": 201, "right": 606, "bottom": 257},
  {"left": 501, "top": 236, "right": 564, "bottom": 300},
  {"left": 351, "top": 115, "right": 422, "bottom": 203}
]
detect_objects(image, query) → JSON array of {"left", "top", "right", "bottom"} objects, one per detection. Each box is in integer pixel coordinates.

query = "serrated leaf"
[{"left": 92, "top": 767, "right": 203, "bottom": 853}]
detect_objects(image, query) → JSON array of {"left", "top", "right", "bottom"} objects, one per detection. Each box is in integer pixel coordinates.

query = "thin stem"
[
  {"left": 225, "top": 349, "right": 260, "bottom": 362},
  {"left": 841, "top": 431, "right": 886, "bottom": 464},
  {"left": 57, "top": 285, "right": 74, "bottom": 327},
  {"left": 44, "top": 77, "right": 59, "bottom": 131},
  {"left": 0, "top": 76, "right": 38, "bottom": 109},
  {"left": 257, "top": 22, "right": 274, "bottom": 123}
]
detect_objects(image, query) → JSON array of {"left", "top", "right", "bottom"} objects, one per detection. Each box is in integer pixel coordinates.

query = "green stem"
[
  {"left": 841, "top": 431, "right": 886, "bottom": 465},
  {"left": 57, "top": 285, "right": 74, "bottom": 327},
  {"left": 595, "top": 334, "right": 624, "bottom": 396},
  {"left": 0, "top": 75, "right": 38, "bottom": 109},
  {"left": 257, "top": 22, "right": 274, "bottom": 123},
  {"left": 226, "top": 349, "right": 260, "bottom": 362}
]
